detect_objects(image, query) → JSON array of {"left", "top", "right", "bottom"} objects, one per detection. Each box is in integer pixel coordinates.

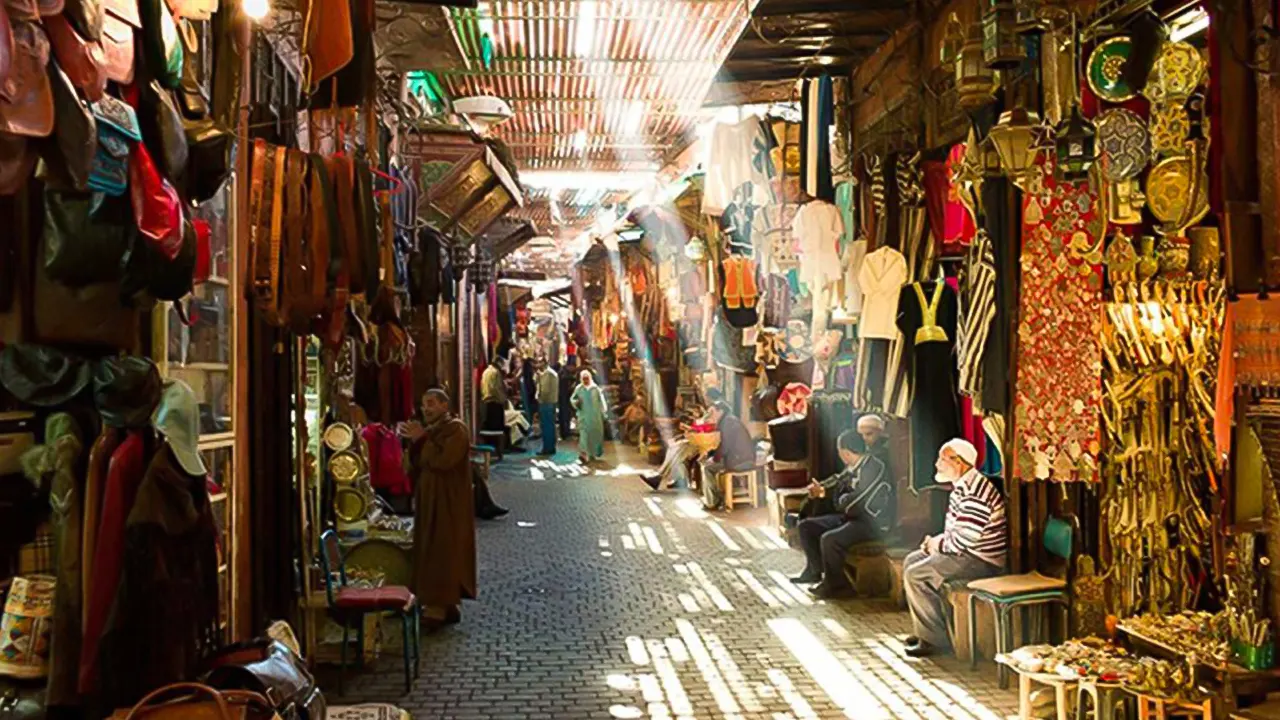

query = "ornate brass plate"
[
  {"left": 329, "top": 449, "right": 365, "bottom": 484},
  {"left": 1147, "top": 41, "right": 1205, "bottom": 102},
  {"left": 1096, "top": 108, "right": 1151, "bottom": 182},
  {"left": 1146, "top": 156, "right": 1208, "bottom": 227},
  {"left": 333, "top": 486, "right": 369, "bottom": 523},
  {"left": 323, "top": 422, "right": 354, "bottom": 452},
  {"left": 1150, "top": 102, "right": 1189, "bottom": 156},
  {"left": 1088, "top": 36, "right": 1136, "bottom": 103}
]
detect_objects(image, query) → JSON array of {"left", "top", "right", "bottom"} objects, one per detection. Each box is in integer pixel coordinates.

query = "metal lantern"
[
  {"left": 956, "top": 21, "right": 997, "bottom": 112},
  {"left": 988, "top": 108, "right": 1042, "bottom": 188},
  {"left": 1054, "top": 104, "right": 1096, "bottom": 183},
  {"left": 940, "top": 13, "right": 964, "bottom": 67},
  {"left": 1013, "top": 0, "right": 1051, "bottom": 34},
  {"left": 449, "top": 242, "right": 473, "bottom": 282},
  {"left": 470, "top": 250, "right": 495, "bottom": 288},
  {"left": 983, "top": 0, "right": 1025, "bottom": 69}
]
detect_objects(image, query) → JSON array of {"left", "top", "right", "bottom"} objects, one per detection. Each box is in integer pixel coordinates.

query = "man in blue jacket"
[{"left": 791, "top": 429, "right": 893, "bottom": 599}]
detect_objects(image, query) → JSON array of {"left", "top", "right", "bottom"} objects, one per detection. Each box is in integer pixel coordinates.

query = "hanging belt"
[
  {"left": 281, "top": 148, "right": 307, "bottom": 327},
  {"left": 913, "top": 282, "right": 949, "bottom": 344}
]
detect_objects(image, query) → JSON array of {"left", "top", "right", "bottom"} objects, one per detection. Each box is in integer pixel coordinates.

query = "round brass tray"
[
  {"left": 1146, "top": 156, "right": 1209, "bottom": 228},
  {"left": 323, "top": 422, "right": 355, "bottom": 452},
  {"left": 334, "top": 486, "right": 369, "bottom": 523},
  {"left": 1088, "top": 36, "right": 1136, "bottom": 103},
  {"left": 329, "top": 450, "right": 366, "bottom": 484}
]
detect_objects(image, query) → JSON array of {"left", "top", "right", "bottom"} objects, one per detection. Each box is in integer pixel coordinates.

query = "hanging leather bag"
[
  {"left": 61, "top": 0, "right": 101, "bottom": 41},
  {"left": 299, "top": 0, "right": 351, "bottom": 92},
  {"left": 120, "top": 211, "right": 194, "bottom": 303},
  {"left": 0, "top": 134, "right": 35, "bottom": 195},
  {"left": 128, "top": 140, "right": 183, "bottom": 258},
  {"left": 0, "top": 21, "right": 54, "bottom": 139},
  {"left": 87, "top": 93, "right": 140, "bottom": 196},
  {"left": 138, "top": 79, "right": 187, "bottom": 181},
  {"left": 42, "top": 188, "right": 131, "bottom": 286},
  {"left": 43, "top": 13, "right": 105, "bottom": 101},
  {"left": 98, "top": 0, "right": 138, "bottom": 84},
  {"left": 284, "top": 152, "right": 331, "bottom": 331},
  {"left": 39, "top": 58, "right": 97, "bottom": 191}
]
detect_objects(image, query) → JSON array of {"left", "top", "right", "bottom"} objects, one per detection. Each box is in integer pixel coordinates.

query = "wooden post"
[{"left": 232, "top": 9, "right": 253, "bottom": 642}]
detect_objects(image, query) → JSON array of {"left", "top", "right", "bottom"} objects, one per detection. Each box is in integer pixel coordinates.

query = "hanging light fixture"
[
  {"left": 470, "top": 250, "right": 495, "bottom": 288},
  {"left": 1054, "top": 104, "right": 1096, "bottom": 184},
  {"left": 988, "top": 108, "right": 1042, "bottom": 188},
  {"left": 940, "top": 13, "right": 964, "bottom": 67},
  {"left": 956, "top": 20, "right": 997, "bottom": 112},
  {"left": 983, "top": 0, "right": 1026, "bottom": 69},
  {"left": 449, "top": 243, "right": 473, "bottom": 282}
]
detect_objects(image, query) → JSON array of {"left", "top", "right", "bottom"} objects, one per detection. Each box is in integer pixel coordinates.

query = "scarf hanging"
[{"left": 800, "top": 75, "right": 835, "bottom": 202}]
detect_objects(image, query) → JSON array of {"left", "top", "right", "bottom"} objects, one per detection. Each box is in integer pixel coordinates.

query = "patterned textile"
[
  {"left": 958, "top": 229, "right": 997, "bottom": 398},
  {"left": 1014, "top": 157, "right": 1103, "bottom": 481}
]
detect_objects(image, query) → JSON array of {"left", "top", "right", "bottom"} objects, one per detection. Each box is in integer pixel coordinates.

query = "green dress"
[{"left": 571, "top": 383, "right": 607, "bottom": 459}]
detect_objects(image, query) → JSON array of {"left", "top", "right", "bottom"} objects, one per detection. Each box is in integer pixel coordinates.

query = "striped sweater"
[{"left": 940, "top": 469, "right": 1007, "bottom": 567}]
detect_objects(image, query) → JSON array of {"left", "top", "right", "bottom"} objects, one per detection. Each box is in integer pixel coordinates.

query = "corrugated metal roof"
[{"left": 440, "top": 0, "right": 758, "bottom": 173}]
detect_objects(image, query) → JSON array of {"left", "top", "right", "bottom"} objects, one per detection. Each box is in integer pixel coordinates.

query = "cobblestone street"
[{"left": 327, "top": 443, "right": 1019, "bottom": 719}]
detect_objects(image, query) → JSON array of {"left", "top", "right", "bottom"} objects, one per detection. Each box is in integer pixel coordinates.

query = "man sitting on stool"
[
  {"left": 901, "top": 438, "right": 1006, "bottom": 658},
  {"left": 791, "top": 430, "right": 892, "bottom": 599}
]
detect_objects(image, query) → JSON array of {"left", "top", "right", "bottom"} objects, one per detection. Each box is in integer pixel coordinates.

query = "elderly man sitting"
[{"left": 901, "top": 438, "right": 1007, "bottom": 658}]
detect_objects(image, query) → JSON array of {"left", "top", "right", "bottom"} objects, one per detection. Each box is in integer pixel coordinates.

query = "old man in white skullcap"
[{"left": 900, "top": 438, "right": 1008, "bottom": 658}]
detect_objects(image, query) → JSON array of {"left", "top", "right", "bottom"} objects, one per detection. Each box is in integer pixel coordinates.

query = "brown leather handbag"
[
  {"left": 98, "top": 0, "right": 138, "bottom": 83},
  {"left": 0, "top": 133, "right": 34, "bottom": 194},
  {"left": 43, "top": 12, "right": 105, "bottom": 101},
  {"left": 202, "top": 640, "right": 325, "bottom": 720},
  {"left": 0, "top": 5, "right": 13, "bottom": 91},
  {"left": 299, "top": 0, "right": 350, "bottom": 92},
  {"left": 0, "top": 21, "right": 53, "bottom": 138},
  {"left": 40, "top": 58, "right": 97, "bottom": 190},
  {"left": 108, "top": 682, "right": 276, "bottom": 719}
]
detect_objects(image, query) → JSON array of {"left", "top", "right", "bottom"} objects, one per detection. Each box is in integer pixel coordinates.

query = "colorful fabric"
[
  {"left": 958, "top": 229, "right": 997, "bottom": 398},
  {"left": 1014, "top": 156, "right": 1103, "bottom": 482}
]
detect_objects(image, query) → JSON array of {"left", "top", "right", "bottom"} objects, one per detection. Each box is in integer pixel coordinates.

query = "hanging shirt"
[
  {"left": 856, "top": 246, "right": 908, "bottom": 340},
  {"left": 843, "top": 238, "right": 868, "bottom": 316},
  {"left": 703, "top": 117, "right": 777, "bottom": 216},
  {"left": 791, "top": 200, "right": 844, "bottom": 292}
]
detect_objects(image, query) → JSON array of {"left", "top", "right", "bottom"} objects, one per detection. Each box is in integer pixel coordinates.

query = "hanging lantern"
[
  {"left": 988, "top": 108, "right": 1042, "bottom": 188},
  {"left": 470, "top": 250, "right": 495, "bottom": 288},
  {"left": 940, "top": 13, "right": 964, "bottom": 67},
  {"left": 449, "top": 242, "right": 473, "bottom": 282},
  {"left": 1054, "top": 104, "right": 1097, "bottom": 184},
  {"left": 983, "top": 0, "right": 1025, "bottom": 69},
  {"left": 1013, "top": 0, "right": 1051, "bottom": 34},
  {"left": 956, "top": 21, "right": 997, "bottom": 112}
]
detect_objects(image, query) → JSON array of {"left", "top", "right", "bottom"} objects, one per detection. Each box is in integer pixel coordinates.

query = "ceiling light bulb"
[
  {"left": 574, "top": 0, "right": 597, "bottom": 57},
  {"left": 242, "top": 0, "right": 268, "bottom": 20}
]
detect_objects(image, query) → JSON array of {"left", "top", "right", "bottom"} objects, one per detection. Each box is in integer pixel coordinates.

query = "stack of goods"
[
  {"left": 999, "top": 638, "right": 1198, "bottom": 701},
  {"left": 1118, "top": 611, "right": 1232, "bottom": 669}
]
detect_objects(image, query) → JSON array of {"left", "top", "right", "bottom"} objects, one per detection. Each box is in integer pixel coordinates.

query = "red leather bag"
[
  {"left": 44, "top": 12, "right": 105, "bottom": 101},
  {"left": 128, "top": 141, "right": 182, "bottom": 259},
  {"left": 191, "top": 217, "right": 210, "bottom": 283}
]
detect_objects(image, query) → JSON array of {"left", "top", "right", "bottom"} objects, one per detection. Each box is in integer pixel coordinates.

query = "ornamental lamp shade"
[
  {"left": 983, "top": 0, "right": 1026, "bottom": 70},
  {"left": 989, "top": 108, "right": 1042, "bottom": 188},
  {"left": 957, "top": 20, "right": 997, "bottom": 112},
  {"left": 470, "top": 250, "right": 495, "bottom": 288},
  {"left": 1055, "top": 105, "right": 1097, "bottom": 184},
  {"left": 449, "top": 242, "right": 473, "bottom": 282}
]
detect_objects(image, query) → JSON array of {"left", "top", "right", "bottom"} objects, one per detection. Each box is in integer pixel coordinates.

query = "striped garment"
[
  {"left": 940, "top": 469, "right": 1007, "bottom": 567},
  {"left": 959, "top": 229, "right": 997, "bottom": 399}
]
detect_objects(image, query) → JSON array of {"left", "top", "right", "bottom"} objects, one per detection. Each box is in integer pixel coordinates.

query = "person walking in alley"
[
  {"left": 791, "top": 430, "right": 892, "bottom": 599},
  {"left": 535, "top": 360, "right": 559, "bottom": 456},
  {"left": 571, "top": 369, "right": 607, "bottom": 464},
  {"left": 901, "top": 438, "right": 1006, "bottom": 658},
  {"left": 400, "top": 389, "right": 477, "bottom": 630},
  {"left": 480, "top": 356, "right": 508, "bottom": 439}
]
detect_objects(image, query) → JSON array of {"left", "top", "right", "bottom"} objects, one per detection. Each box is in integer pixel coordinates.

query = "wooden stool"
[
  {"left": 720, "top": 466, "right": 763, "bottom": 510},
  {"left": 1009, "top": 666, "right": 1077, "bottom": 720},
  {"left": 1134, "top": 693, "right": 1212, "bottom": 720},
  {"left": 472, "top": 445, "right": 495, "bottom": 476},
  {"left": 1076, "top": 680, "right": 1133, "bottom": 720},
  {"left": 478, "top": 431, "right": 505, "bottom": 461},
  {"left": 886, "top": 548, "right": 910, "bottom": 609}
]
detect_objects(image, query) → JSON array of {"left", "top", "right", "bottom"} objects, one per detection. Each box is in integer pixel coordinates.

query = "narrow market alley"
[{"left": 332, "top": 445, "right": 1019, "bottom": 720}]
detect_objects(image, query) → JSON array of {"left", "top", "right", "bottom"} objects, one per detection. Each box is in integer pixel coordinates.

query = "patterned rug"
[{"left": 327, "top": 704, "right": 410, "bottom": 720}]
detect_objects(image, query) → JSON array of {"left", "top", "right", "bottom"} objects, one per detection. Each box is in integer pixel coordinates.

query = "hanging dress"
[{"left": 895, "top": 281, "right": 961, "bottom": 493}]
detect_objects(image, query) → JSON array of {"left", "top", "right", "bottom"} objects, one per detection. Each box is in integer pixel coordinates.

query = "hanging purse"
[
  {"left": 128, "top": 140, "right": 183, "bottom": 259},
  {"left": 0, "top": 22, "right": 54, "bottom": 139},
  {"left": 107, "top": 682, "right": 275, "bottom": 719},
  {"left": 138, "top": 0, "right": 180, "bottom": 89},
  {"left": 201, "top": 639, "right": 326, "bottom": 720},
  {"left": 299, "top": 0, "right": 351, "bottom": 91},
  {"left": 138, "top": 79, "right": 187, "bottom": 181},
  {"left": 87, "top": 93, "right": 139, "bottom": 195},
  {"left": 43, "top": 13, "right": 104, "bottom": 101},
  {"left": 182, "top": 114, "right": 229, "bottom": 202},
  {"left": 98, "top": 0, "right": 138, "bottom": 84},
  {"left": 38, "top": 58, "right": 97, "bottom": 191},
  {"left": 120, "top": 212, "right": 194, "bottom": 303},
  {"left": 42, "top": 188, "right": 130, "bottom": 286}
]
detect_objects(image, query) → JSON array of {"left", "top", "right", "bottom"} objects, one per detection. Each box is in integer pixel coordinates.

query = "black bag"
[
  {"left": 40, "top": 60, "right": 98, "bottom": 191},
  {"left": 42, "top": 189, "right": 132, "bottom": 287},
  {"left": 139, "top": 80, "right": 189, "bottom": 183},
  {"left": 203, "top": 640, "right": 326, "bottom": 720},
  {"left": 183, "top": 118, "right": 231, "bottom": 203},
  {"left": 121, "top": 214, "right": 196, "bottom": 303}
]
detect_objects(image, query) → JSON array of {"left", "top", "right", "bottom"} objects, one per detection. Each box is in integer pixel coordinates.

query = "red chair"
[{"left": 319, "top": 530, "right": 420, "bottom": 694}]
